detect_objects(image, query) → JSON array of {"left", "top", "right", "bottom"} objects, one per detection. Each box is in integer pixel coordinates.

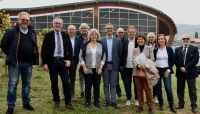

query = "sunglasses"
[
  {"left": 182, "top": 38, "right": 190, "bottom": 41},
  {"left": 19, "top": 18, "right": 29, "bottom": 22}
]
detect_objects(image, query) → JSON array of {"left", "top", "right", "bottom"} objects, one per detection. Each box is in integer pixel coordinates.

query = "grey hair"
[
  {"left": 18, "top": 12, "right": 30, "bottom": 20},
  {"left": 127, "top": 26, "right": 137, "bottom": 32},
  {"left": 79, "top": 23, "right": 90, "bottom": 30},
  {"left": 88, "top": 29, "right": 101, "bottom": 41},
  {"left": 147, "top": 32, "right": 156, "bottom": 37},
  {"left": 105, "top": 23, "right": 114, "bottom": 29},
  {"left": 53, "top": 17, "right": 63, "bottom": 24},
  {"left": 68, "top": 25, "right": 76, "bottom": 30}
]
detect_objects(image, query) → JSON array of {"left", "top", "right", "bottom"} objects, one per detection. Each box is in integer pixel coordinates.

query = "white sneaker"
[
  {"left": 135, "top": 100, "right": 139, "bottom": 106},
  {"left": 126, "top": 100, "right": 131, "bottom": 106},
  {"left": 60, "top": 94, "right": 65, "bottom": 100},
  {"left": 153, "top": 97, "right": 158, "bottom": 103}
]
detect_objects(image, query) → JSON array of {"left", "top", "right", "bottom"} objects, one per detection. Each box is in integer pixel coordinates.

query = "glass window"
[
  {"left": 111, "top": 8, "right": 119, "bottom": 13},
  {"left": 99, "top": 31, "right": 106, "bottom": 37},
  {"left": 120, "top": 19, "right": 128, "bottom": 25},
  {"left": 110, "top": 19, "right": 119, "bottom": 25},
  {"left": 148, "top": 15, "right": 156, "bottom": 20},
  {"left": 35, "top": 16, "right": 47, "bottom": 22},
  {"left": 129, "top": 13, "right": 138, "bottom": 19},
  {"left": 99, "top": 25, "right": 106, "bottom": 31},
  {"left": 71, "top": 11, "right": 81, "bottom": 17},
  {"left": 60, "top": 12, "right": 70, "bottom": 17},
  {"left": 48, "top": 15, "right": 54, "bottom": 22},
  {"left": 99, "top": 8, "right": 109, "bottom": 12},
  {"left": 120, "top": 13, "right": 128, "bottom": 20},
  {"left": 120, "top": 9, "right": 128, "bottom": 12},
  {"left": 71, "top": 17, "right": 81, "bottom": 23},
  {"left": 129, "top": 10, "right": 138, "bottom": 14},
  {"left": 113, "top": 25, "right": 119, "bottom": 31},
  {"left": 110, "top": 13, "right": 119, "bottom": 18},
  {"left": 99, "top": 12, "right": 109, "bottom": 19},
  {"left": 82, "top": 11, "right": 93, "bottom": 18},
  {"left": 36, "top": 23, "right": 47, "bottom": 29},
  {"left": 82, "top": 18, "right": 93, "bottom": 24},
  {"left": 62, "top": 17, "right": 70, "bottom": 23},
  {"left": 139, "top": 13, "right": 147, "bottom": 20},
  {"left": 148, "top": 21, "right": 156, "bottom": 26},
  {"left": 47, "top": 23, "right": 53, "bottom": 28},
  {"left": 148, "top": 27, "right": 156, "bottom": 32},
  {"left": 139, "top": 26, "right": 147, "bottom": 33},
  {"left": 129, "top": 20, "right": 138, "bottom": 25},
  {"left": 99, "top": 18, "right": 109, "bottom": 24},
  {"left": 120, "top": 26, "right": 128, "bottom": 32},
  {"left": 139, "top": 20, "right": 147, "bottom": 26}
]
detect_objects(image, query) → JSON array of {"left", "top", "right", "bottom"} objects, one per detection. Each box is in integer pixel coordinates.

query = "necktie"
[
  {"left": 57, "top": 32, "right": 62, "bottom": 55},
  {"left": 182, "top": 46, "right": 187, "bottom": 65}
]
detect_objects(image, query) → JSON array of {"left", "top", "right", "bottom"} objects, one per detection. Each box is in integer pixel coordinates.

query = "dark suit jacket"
[
  {"left": 99, "top": 37, "right": 122, "bottom": 71},
  {"left": 153, "top": 46, "right": 175, "bottom": 73},
  {"left": 73, "top": 36, "right": 82, "bottom": 64},
  {"left": 175, "top": 45, "right": 199, "bottom": 79},
  {"left": 41, "top": 30, "right": 73, "bottom": 66}
]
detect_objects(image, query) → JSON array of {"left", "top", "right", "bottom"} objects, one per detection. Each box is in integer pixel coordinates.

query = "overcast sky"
[{"left": 0, "top": 0, "right": 199, "bottom": 25}]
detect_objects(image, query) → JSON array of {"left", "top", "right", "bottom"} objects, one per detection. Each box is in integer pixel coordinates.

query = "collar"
[{"left": 19, "top": 26, "right": 28, "bottom": 34}]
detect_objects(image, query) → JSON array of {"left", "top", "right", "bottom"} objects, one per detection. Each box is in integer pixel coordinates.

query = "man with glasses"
[
  {"left": 115, "top": 28, "right": 127, "bottom": 100},
  {"left": 1, "top": 12, "right": 39, "bottom": 114},
  {"left": 41, "top": 17, "right": 74, "bottom": 110},
  {"left": 175, "top": 34, "right": 199, "bottom": 113},
  {"left": 147, "top": 32, "right": 158, "bottom": 104},
  {"left": 100, "top": 23, "right": 122, "bottom": 109}
]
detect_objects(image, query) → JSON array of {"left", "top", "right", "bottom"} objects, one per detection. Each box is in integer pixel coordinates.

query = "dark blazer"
[
  {"left": 153, "top": 46, "right": 175, "bottom": 73},
  {"left": 41, "top": 30, "right": 73, "bottom": 66},
  {"left": 99, "top": 37, "right": 122, "bottom": 71},
  {"left": 73, "top": 36, "right": 82, "bottom": 64},
  {"left": 175, "top": 45, "right": 199, "bottom": 79}
]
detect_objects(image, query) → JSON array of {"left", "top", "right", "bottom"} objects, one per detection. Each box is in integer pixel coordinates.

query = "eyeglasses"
[
  {"left": 182, "top": 38, "right": 190, "bottom": 41},
  {"left": 54, "top": 22, "right": 62, "bottom": 25},
  {"left": 106, "top": 28, "right": 113, "bottom": 30},
  {"left": 19, "top": 18, "right": 29, "bottom": 22},
  {"left": 118, "top": 32, "right": 124, "bottom": 34},
  {"left": 148, "top": 37, "right": 154, "bottom": 38}
]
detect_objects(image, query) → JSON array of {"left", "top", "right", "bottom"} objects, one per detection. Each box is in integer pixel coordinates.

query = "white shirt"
[
  {"left": 91, "top": 47, "right": 97, "bottom": 68},
  {"left": 126, "top": 38, "right": 135, "bottom": 68},
  {"left": 183, "top": 45, "right": 189, "bottom": 65},
  {"left": 53, "top": 30, "right": 64, "bottom": 57},
  {"left": 70, "top": 37, "right": 75, "bottom": 56},
  {"left": 156, "top": 47, "right": 169, "bottom": 68}
]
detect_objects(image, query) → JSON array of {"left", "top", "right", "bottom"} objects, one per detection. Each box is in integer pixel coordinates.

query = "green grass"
[{"left": 0, "top": 63, "right": 200, "bottom": 114}]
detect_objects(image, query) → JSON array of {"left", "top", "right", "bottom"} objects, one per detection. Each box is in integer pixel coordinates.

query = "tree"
[{"left": 195, "top": 31, "right": 198, "bottom": 38}]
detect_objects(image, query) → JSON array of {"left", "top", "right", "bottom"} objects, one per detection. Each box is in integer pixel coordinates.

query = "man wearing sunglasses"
[
  {"left": 1, "top": 12, "right": 39, "bottom": 114},
  {"left": 175, "top": 34, "right": 199, "bottom": 113}
]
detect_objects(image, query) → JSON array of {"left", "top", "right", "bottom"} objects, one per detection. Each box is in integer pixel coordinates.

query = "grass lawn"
[{"left": 0, "top": 63, "right": 200, "bottom": 114}]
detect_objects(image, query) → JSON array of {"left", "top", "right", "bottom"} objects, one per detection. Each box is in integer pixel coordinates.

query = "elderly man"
[
  {"left": 100, "top": 23, "right": 122, "bottom": 109},
  {"left": 1, "top": 12, "right": 39, "bottom": 114},
  {"left": 78, "top": 23, "right": 90, "bottom": 98},
  {"left": 147, "top": 32, "right": 158, "bottom": 103},
  {"left": 115, "top": 28, "right": 127, "bottom": 100},
  {"left": 175, "top": 34, "right": 199, "bottom": 113}
]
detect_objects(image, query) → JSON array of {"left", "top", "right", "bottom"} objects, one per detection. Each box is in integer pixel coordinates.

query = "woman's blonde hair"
[{"left": 88, "top": 29, "right": 100, "bottom": 41}]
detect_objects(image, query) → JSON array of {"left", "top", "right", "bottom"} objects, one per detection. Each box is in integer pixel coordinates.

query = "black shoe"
[
  {"left": 23, "top": 103, "right": 34, "bottom": 111},
  {"left": 136, "top": 107, "right": 143, "bottom": 113},
  {"left": 6, "top": 108, "right": 14, "bottom": 114},
  {"left": 192, "top": 107, "right": 198, "bottom": 113},
  {"left": 66, "top": 103, "right": 75, "bottom": 110},
  {"left": 103, "top": 101, "right": 110, "bottom": 107},
  {"left": 149, "top": 108, "right": 154, "bottom": 114},
  {"left": 159, "top": 104, "right": 163, "bottom": 110},
  {"left": 170, "top": 106, "right": 177, "bottom": 113},
  {"left": 175, "top": 105, "right": 184, "bottom": 109},
  {"left": 53, "top": 102, "right": 59, "bottom": 109},
  {"left": 79, "top": 93, "right": 84, "bottom": 98},
  {"left": 111, "top": 102, "right": 119, "bottom": 109}
]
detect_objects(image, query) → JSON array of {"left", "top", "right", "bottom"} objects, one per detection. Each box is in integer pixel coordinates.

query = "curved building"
[{"left": 2, "top": 0, "right": 177, "bottom": 45}]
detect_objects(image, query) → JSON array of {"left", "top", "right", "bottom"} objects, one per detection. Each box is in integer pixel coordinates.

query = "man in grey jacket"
[{"left": 100, "top": 23, "right": 122, "bottom": 109}]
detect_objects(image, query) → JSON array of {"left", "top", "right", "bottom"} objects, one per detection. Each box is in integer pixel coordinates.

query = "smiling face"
[
  {"left": 18, "top": 13, "right": 29, "bottom": 30},
  {"left": 147, "top": 33, "right": 155, "bottom": 44},
  {"left": 157, "top": 35, "right": 166, "bottom": 46},
  {"left": 117, "top": 28, "right": 124, "bottom": 39},
  {"left": 105, "top": 24, "right": 114, "bottom": 36},
  {"left": 137, "top": 37, "right": 145, "bottom": 46},
  {"left": 182, "top": 34, "right": 191, "bottom": 46},
  {"left": 53, "top": 18, "right": 63, "bottom": 32},
  {"left": 68, "top": 25, "right": 76, "bottom": 37},
  {"left": 128, "top": 28, "right": 136, "bottom": 39}
]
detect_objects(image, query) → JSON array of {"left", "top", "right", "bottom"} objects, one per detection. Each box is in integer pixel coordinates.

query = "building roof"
[{"left": 191, "top": 38, "right": 200, "bottom": 43}]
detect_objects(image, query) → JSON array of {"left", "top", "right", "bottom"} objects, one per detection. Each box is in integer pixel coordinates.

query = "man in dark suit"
[
  {"left": 60, "top": 25, "right": 82, "bottom": 101},
  {"left": 100, "top": 23, "right": 122, "bottom": 109},
  {"left": 41, "top": 17, "right": 74, "bottom": 110},
  {"left": 175, "top": 34, "right": 199, "bottom": 113}
]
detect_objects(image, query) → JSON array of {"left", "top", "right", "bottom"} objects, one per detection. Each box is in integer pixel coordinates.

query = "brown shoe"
[
  {"left": 53, "top": 102, "right": 59, "bottom": 109},
  {"left": 149, "top": 108, "right": 154, "bottom": 114},
  {"left": 66, "top": 103, "right": 75, "bottom": 110},
  {"left": 136, "top": 107, "right": 143, "bottom": 113}
]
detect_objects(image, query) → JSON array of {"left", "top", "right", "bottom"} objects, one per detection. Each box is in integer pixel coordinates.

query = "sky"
[{"left": 0, "top": 0, "right": 200, "bottom": 25}]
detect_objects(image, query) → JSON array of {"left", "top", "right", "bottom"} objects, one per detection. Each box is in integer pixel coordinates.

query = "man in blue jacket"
[{"left": 1, "top": 12, "right": 39, "bottom": 114}]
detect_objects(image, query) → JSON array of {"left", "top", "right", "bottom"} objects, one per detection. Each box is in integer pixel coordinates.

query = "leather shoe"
[
  {"left": 149, "top": 108, "right": 154, "bottom": 114},
  {"left": 175, "top": 105, "right": 184, "bottom": 109},
  {"left": 6, "top": 108, "right": 14, "bottom": 114},
  {"left": 103, "top": 101, "right": 110, "bottom": 107},
  {"left": 159, "top": 105, "right": 163, "bottom": 110},
  {"left": 23, "top": 103, "right": 34, "bottom": 111},
  {"left": 53, "top": 102, "right": 59, "bottom": 109},
  {"left": 66, "top": 103, "right": 75, "bottom": 110},
  {"left": 136, "top": 107, "right": 143, "bottom": 113},
  {"left": 192, "top": 107, "right": 198, "bottom": 113},
  {"left": 170, "top": 106, "right": 177, "bottom": 113},
  {"left": 111, "top": 102, "right": 119, "bottom": 109}
]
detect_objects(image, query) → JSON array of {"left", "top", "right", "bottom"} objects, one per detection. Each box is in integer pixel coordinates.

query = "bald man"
[
  {"left": 175, "top": 34, "right": 199, "bottom": 113},
  {"left": 115, "top": 28, "right": 127, "bottom": 100}
]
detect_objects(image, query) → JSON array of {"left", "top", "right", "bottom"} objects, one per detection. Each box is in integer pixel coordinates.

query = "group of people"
[{"left": 1, "top": 12, "right": 199, "bottom": 114}]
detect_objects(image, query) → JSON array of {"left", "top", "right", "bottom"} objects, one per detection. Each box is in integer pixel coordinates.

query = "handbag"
[{"left": 137, "top": 69, "right": 146, "bottom": 79}]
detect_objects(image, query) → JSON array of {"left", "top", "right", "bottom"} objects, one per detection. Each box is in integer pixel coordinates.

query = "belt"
[
  {"left": 106, "top": 61, "right": 113, "bottom": 64},
  {"left": 54, "top": 56, "right": 63, "bottom": 60}
]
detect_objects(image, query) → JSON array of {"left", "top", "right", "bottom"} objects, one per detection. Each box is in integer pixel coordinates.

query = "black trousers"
[
  {"left": 84, "top": 68, "right": 101, "bottom": 104},
  {"left": 69, "top": 58, "right": 78, "bottom": 96},
  {"left": 177, "top": 77, "right": 197, "bottom": 108},
  {"left": 49, "top": 58, "right": 71, "bottom": 105}
]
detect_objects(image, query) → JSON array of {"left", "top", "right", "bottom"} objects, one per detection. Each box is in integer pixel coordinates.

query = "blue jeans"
[
  {"left": 7, "top": 62, "right": 32, "bottom": 108},
  {"left": 156, "top": 68, "right": 174, "bottom": 106}
]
